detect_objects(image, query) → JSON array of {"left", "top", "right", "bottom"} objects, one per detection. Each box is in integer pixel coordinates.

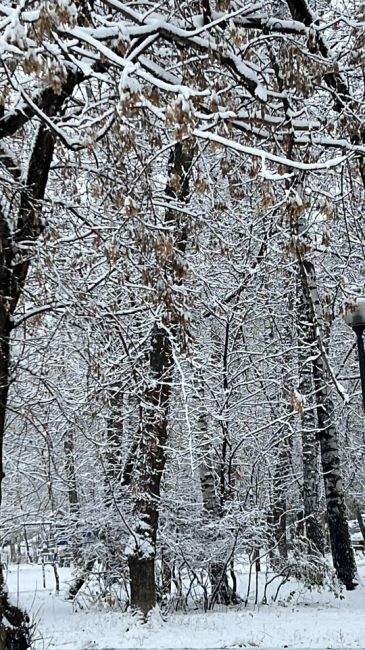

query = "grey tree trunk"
[
  {"left": 64, "top": 431, "right": 79, "bottom": 516},
  {"left": 300, "top": 257, "right": 357, "bottom": 589},
  {"left": 197, "top": 382, "right": 234, "bottom": 606},
  {"left": 272, "top": 430, "right": 289, "bottom": 563},
  {"left": 104, "top": 390, "right": 124, "bottom": 508},
  {"left": 270, "top": 309, "right": 294, "bottom": 566},
  {"left": 296, "top": 275, "right": 326, "bottom": 555},
  {"left": 312, "top": 354, "right": 357, "bottom": 588},
  {"left": 356, "top": 507, "right": 365, "bottom": 545}
]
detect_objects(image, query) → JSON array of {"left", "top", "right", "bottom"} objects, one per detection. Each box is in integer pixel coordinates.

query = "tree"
[
  {"left": 0, "top": 120, "right": 62, "bottom": 644},
  {"left": 1, "top": 0, "right": 365, "bottom": 624}
]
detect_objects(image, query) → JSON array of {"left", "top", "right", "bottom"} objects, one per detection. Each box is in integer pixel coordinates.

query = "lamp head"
[{"left": 343, "top": 297, "right": 365, "bottom": 330}]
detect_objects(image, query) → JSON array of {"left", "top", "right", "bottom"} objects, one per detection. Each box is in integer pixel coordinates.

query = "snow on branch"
[{"left": 193, "top": 128, "right": 352, "bottom": 172}]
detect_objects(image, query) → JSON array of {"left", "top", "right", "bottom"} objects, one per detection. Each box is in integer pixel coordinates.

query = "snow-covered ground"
[{"left": 6, "top": 557, "right": 365, "bottom": 650}]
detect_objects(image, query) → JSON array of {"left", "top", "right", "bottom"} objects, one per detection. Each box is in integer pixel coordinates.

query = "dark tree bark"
[
  {"left": 0, "top": 72, "right": 81, "bottom": 645},
  {"left": 283, "top": 0, "right": 365, "bottom": 189},
  {"left": 127, "top": 143, "right": 194, "bottom": 617},
  {"left": 67, "top": 558, "right": 96, "bottom": 601},
  {"left": 0, "top": 125, "right": 54, "bottom": 503},
  {"left": 127, "top": 324, "right": 174, "bottom": 616},
  {"left": 201, "top": 0, "right": 212, "bottom": 25},
  {"left": 128, "top": 557, "right": 157, "bottom": 618},
  {"left": 0, "top": 125, "right": 55, "bottom": 647}
]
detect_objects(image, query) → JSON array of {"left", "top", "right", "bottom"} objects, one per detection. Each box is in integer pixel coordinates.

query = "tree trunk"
[
  {"left": 301, "top": 423, "right": 325, "bottom": 555},
  {"left": 128, "top": 557, "right": 156, "bottom": 618},
  {"left": 67, "top": 558, "right": 95, "bottom": 600},
  {"left": 0, "top": 65, "right": 81, "bottom": 644},
  {"left": 64, "top": 431, "right": 79, "bottom": 516},
  {"left": 220, "top": 318, "right": 233, "bottom": 509},
  {"left": 271, "top": 314, "right": 294, "bottom": 566},
  {"left": 271, "top": 427, "right": 290, "bottom": 564},
  {"left": 127, "top": 324, "right": 173, "bottom": 616},
  {"left": 313, "top": 357, "right": 357, "bottom": 588},
  {"left": 296, "top": 273, "right": 326, "bottom": 555},
  {"left": 356, "top": 507, "right": 365, "bottom": 545},
  {"left": 158, "top": 547, "right": 172, "bottom": 600},
  {"left": 0, "top": 563, "right": 30, "bottom": 649},
  {"left": 126, "top": 143, "right": 194, "bottom": 617},
  {"left": 197, "top": 380, "right": 234, "bottom": 606},
  {"left": 300, "top": 257, "right": 357, "bottom": 588},
  {"left": 0, "top": 124, "right": 56, "bottom": 647}
]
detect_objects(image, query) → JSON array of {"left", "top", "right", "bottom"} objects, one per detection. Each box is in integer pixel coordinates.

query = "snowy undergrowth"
[{"left": 5, "top": 559, "right": 365, "bottom": 649}]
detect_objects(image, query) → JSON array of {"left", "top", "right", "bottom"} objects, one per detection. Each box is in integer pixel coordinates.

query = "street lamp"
[{"left": 344, "top": 298, "right": 365, "bottom": 412}]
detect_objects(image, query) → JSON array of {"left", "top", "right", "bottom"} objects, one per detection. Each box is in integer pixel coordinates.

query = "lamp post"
[{"left": 344, "top": 297, "right": 365, "bottom": 412}]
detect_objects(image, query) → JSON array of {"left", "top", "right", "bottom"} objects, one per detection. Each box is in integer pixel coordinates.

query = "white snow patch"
[{"left": 5, "top": 559, "right": 365, "bottom": 649}]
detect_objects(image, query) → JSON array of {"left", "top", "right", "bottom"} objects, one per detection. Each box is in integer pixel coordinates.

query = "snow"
[
  {"left": 254, "top": 85, "right": 267, "bottom": 102},
  {"left": 6, "top": 558, "right": 365, "bottom": 649},
  {"left": 193, "top": 129, "right": 350, "bottom": 172}
]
